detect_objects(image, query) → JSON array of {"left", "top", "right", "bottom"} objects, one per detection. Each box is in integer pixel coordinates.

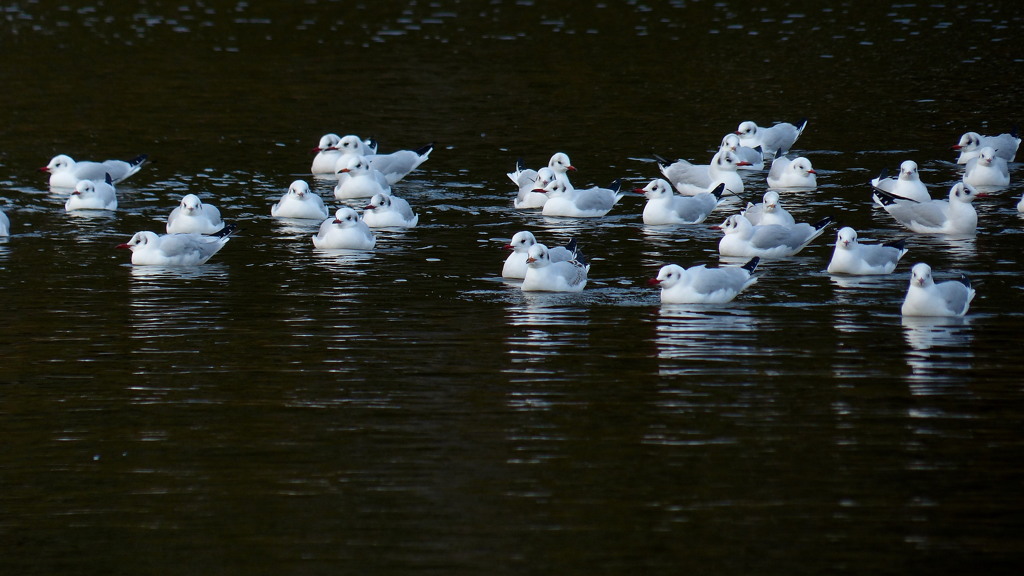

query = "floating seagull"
[
  {"left": 901, "top": 263, "right": 975, "bottom": 317},
  {"left": 719, "top": 133, "right": 764, "bottom": 170},
  {"left": 334, "top": 155, "right": 392, "bottom": 199},
  {"left": 872, "top": 182, "right": 980, "bottom": 235},
  {"left": 271, "top": 180, "right": 329, "bottom": 220},
  {"left": 870, "top": 160, "right": 930, "bottom": 202},
  {"left": 166, "top": 194, "right": 223, "bottom": 234},
  {"left": 538, "top": 179, "right": 625, "bottom": 218},
  {"left": 509, "top": 152, "right": 575, "bottom": 209},
  {"left": 715, "top": 213, "right": 833, "bottom": 258},
  {"left": 64, "top": 175, "right": 117, "bottom": 211},
  {"left": 363, "top": 192, "right": 418, "bottom": 228},
  {"left": 827, "top": 227, "right": 908, "bottom": 275},
  {"left": 736, "top": 119, "right": 807, "bottom": 157},
  {"left": 952, "top": 130, "right": 1019, "bottom": 164},
  {"left": 650, "top": 257, "right": 759, "bottom": 304},
  {"left": 338, "top": 142, "right": 433, "bottom": 185},
  {"left": 0, "top": 208, "right": 9, "bottom": 236},
  {"left": 636, "top": 179, "right": 725, "bottom": 225},
  {"left": 963, "top": 146, "right": 1010, "bottom": 188},
  {"left": 310, "top": 133, "right": 377, "bottom": 174},
  {"left": 117, "top": 224, "right": 236, "bottom": 266},
  {"left": 521, "top": 242, "right": 588, "bottom": 292},
  {"left": 41, "top": 153, "right": 147, "bottom": 189},
  {"left": 655, "top": 149, "right": 748, "bottom": 196},
  {"left": 312, "top": 207, "right": 376, "bottom": 250},
  {"left": 502, "top": 232, "right": 583, "bottom": 279},
  {"left": 767, "top": 154, "right": 817, "bottom": 190},
  {"left": 741, "top": 190, "right": 796, "bottom": 226}
]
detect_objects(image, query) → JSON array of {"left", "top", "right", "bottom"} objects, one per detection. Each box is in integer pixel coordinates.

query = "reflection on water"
[
  {"left": 654, "top": 305, "right": 760, "bottom": 378},
  {"left": 902, "top": 315, "right": 975, "bottom": 391}
]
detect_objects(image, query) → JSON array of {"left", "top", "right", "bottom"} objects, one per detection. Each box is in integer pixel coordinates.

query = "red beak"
[
  {"left": 567, "top": 165, "right": 577, "bottom": 172},
  {"left": 633, "top": 188, "right": 647, "bottom": 194},
  {"left": 116, "top": 243, "right": 131, "bottom": 250},
  {"left": 503, "top": 243, "right": 513, "bottom": 251},
  {"left": 647, "top": 278, "right": 661, "bottom": 286},
  {"left": 364, "top": 204, "right": 376, "bottom": 210},
  {"left": 38, "top": 166, "right": 50, "bottom": 173},
  {"left": 808, "top": 169, "right": 817, "bottom": 174},
  {"left": 736, "top": 161, "right": 752, "bottom": 167},
  {"left": 951, "top": 144, "right": 962, "bottom": 150},
  {"left": 710, "top": 225, "right": 722, "bottom": 230}
]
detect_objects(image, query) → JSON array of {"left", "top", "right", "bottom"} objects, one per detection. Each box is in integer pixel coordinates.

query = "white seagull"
[
  {"left": 311, "top": 133, "right": 377, "bottom": 174},
  {"left": 827, "top": 227, "right": 908, "bottom": 275},
  {"left": 736, "top": 119, "right": 807, "bottom": 157},
  {"left": 271, "top": 180, "right": 329, "bottom": 220},
  {"left": 363, "top": 192, "right": 418, "bottom": 228},
  {"left": 0, "top": 208, "right": 9, "bottom": 236},
  {"left": 502, "top": 232, "right": 583, "bottom": 279},
  {"left": 539, "top": 179, "right": 625, "bottom": 218},
  {"left": 963, "top": 146, "right": 1010, "bottom": 188},
  {"left": 41, "top": 153, "right": 148, "bottom": 188},
  {"left": 870, "top": 160, "right": 930, "bottom": 202},
  {"left": 312, "top": 207, "right": 376, "bottom": 250},
  {"left": 521, "top": 242, "right": 589, "bottom": 292},
  {"left": 64, "top": 176, "right": 117, "bottom": 211},
  {"left": 953, "top": 130, "right": 1020, "bottom": 164},
  {"left": 166, "top": 194, "right": 223, "bottom": 234},
  {"left": 636, "top": 179, "right": 725, "bottom": 225},
  {"left": 872, "top": 182, "right": 981, "bottom": 235},
  {"left": 509, "top": 152, "right": 576, "bottom": 209},
  {"left": 901, "top": 263, "right": 975, "bottom": 317},
  {"left": 741, "top": 190, "right": 796, "bottom": 226},
  {"left": 650, "top": 257, "right": 760, "bottom": 304},
  {"left": 117, "top": 224, "right": 236, "bottom": 266},
  {"left": 767, "top": 154, "right": 817, "bottom": 190},
  {"left": 719, "top": 133, "right": 764, "bottom": 170},
  {"left": 334, "top": 155, "right": 392, "bottom": 199},
  {"left": 655, "top": 149, "right": 748, "bottom": 196},
  {"left": 715, "top": 213, "right": 833, "bottom": 258},
  {"left": 339, "top": 142, "right": 433, "bottom": 185}
]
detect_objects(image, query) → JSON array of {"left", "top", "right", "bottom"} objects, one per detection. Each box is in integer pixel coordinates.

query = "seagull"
[
  {"left": 741, "top": 190, "right": 796, "bottom": 226},
  {"left": 40, "top": 153, "right": 148, "bottom": 189},
  {"left": 872, "top": 182, "right": 980, "bottom": 235},
  {"left": 655, "top": 149, "right": 748, "bottom": 196},
  {"left": 502, "top": 232, "right": 584, "bottom": 279},
  {"left": 0, "top": 208, "right": 9, "bottom": 236},
  {"left": 767, "top": 154, "right": 817, "bottom": 190},
  {"left": 363, "top": 192, "right": 418, "bottom": 228},
  {"left": 310, "top": 133, "right": 377, "bottom": 174},
  {"left": 736, "top": 119, "right": 807, "bottom": 157},
  {"left": 64, "top": 175, "right": 117, "bottom": 211},
  {"left": 271, "top": 180, "right": 329, "bottom": 220},
  {"left": 870, "top": 160, "right": 930, "bottom": 202},
  {"left": 312, "top": 207, "right": 376, "bottom": 250},
  {"left": 901, "top": 263, "right": 975, "bottom": 317},
  {"left": 166, "top": 194, "right": 223, "bottom": 234},
  {"left": 538, "top": 179, "right": 625, "bottom": 218},
  {"left": 719, "top": 133, "right": 764, "bottom": 170},
  {"left": 636, "top": 179, "right": 725, "bottom": 225},
  {"left": 339, "top": 142, "right": 433, "bottom": 185},
  {"left": 952, "top": 130, "right": 1020, "bottom": 164},
  {"left": 117, "top": 224, "right": 237, "bottom": 266},
  {"left": 827, "top": 227, "right": 909, "bottom": 275},
  {"left": 963, "top": 146, "right": 1010, "bottom": 188},
  {"left": 521, "top": 242, "right": 589, "bottom": 292},
  {"left": 714, "top": 213, "right": 833, "bottom": 258},
  {"left": 650, "top": 257, "right": 759, "bottom": 304},
  {"left": 509, "top": 152, "right": 576, "bottom": 209},
  {"left": 334, "top": 155, "right": 392, "bottom": 199}
]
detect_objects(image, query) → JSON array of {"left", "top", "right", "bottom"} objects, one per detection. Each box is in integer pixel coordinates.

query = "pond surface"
[{"left": 2, "top": 1, "right": 1023, "bottom": 574}]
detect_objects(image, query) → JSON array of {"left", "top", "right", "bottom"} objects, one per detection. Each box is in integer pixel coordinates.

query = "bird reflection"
[
  {"left": 654, "top": 305, "right": 758, "bottom": 377},
  {"left": 901, "top": 315, "right": 974, "bottom": 390}
]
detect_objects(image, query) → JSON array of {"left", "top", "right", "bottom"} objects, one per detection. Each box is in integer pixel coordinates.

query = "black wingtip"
[
  {"left": 956, "top": 273, "right": 972, "bottom": 289},
  {"left": 877, "top": 166, "right": 889, "bottom": 181},
  {"left": 872, "top": 188, "right": 901, "bottom": 206},
  {"left": 710, "top": 182, "right": 726, "bottom": 200},
  {"left": 568, "top": 239, "right": 588, "bottom": 266},
  {"left": 214, "top": 222, "right": 238, "bottom": 238},
  {"left": 812, "top": 216, "right": 834, "bottom": 230},
  {"left": 515, "top": 157, "right": 526, "bottom": 171},
  {"left": 741, "top": 256, "right": 760, "bottom": 273},
  {"left": 882, "top": 237, "right": 908, "bottom": 250},
  {"left": 129, "top": 154, "right": 149, "bottom": 167},
  {"left": 795, "top": 118, "right": 808, "bottom": 131},
  {"left": 609, "top": 178, "right": 623, "bottom": 192},
  {"left": 105, "top": 173, "right": 113, "bottom": 185},
  {"left": 652, "top": 153, "right": 670, "bottom": 167},
  {"left": 414, "top": 142, "right": 435, "bottom": 156}
]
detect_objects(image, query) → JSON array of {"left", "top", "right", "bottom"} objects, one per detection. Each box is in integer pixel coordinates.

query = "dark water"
[{"left": 2, "top": 2, "right": 1024, "bottom": 574}]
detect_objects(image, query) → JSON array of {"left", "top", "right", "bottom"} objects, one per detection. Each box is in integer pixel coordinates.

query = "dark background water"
[{"left": 2, "top": 1, "right": 1023, "bottom": 574}]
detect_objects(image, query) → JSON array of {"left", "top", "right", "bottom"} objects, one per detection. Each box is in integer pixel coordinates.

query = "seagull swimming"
[
  {"left": 311, "top": 133, "right": 377, "bottom": 174},
  {"left": 736, "top": 119, "right": 807, "bottom": 157},
  {"left": 363, "top": 192, "right": 418, "bottom": 228},
  {"left": 655, "top": 149, "right": 748, "bottom": 196},
  {"left": 338, "top": 142, "right": 433, "bottom": 185},
  {"left": 963, "top": 146, "right": 1010, "bottom": 188},
  {"left": 64, "top": 175, "right": 117, "bottom": 211},
  {"left": 827, "top": 227, "right": 908, "bottom": 275},
  {"left": 901, "top": 262, "right": 975, "bottom": 317},
  {"left": 521, "top": 242, "right": 589, "bottom": 292},
  {"left": 719, "top": 133, "right": 764, "bottom": 170},
  {"left": 509, "top": 153, "right": 575, "bottom": 209},
  {"left": 636, "top": 179, "right": 725, "bottom": 225},
  {"left": 741, "top": 190, "right": 796, "bottom": 226},
  {"left": 650, "top": 257, "right": 760, "bottom": 304},
  {"left": 117, "top": 224, "right": 236, "bottom": 266},
  {"left": 312, "top": 207, "right": 376, "bottom": 250},
  {"left": 502, "top": 232, "right": 583, "bottom": 279},
  {"left": 166, "top": 194, "right": 223, "bottom": 234},
  {"left": 872, "top": 182, "right": 980, "bottom": 235},
  {"left": 271, "top": 180, "right": 329, "bottom": 220},
  {"left": 870, "top": 160, "right": 930, "bottom": 202},
  {"left": 41, "top": 153, "right": 148, "bottom": 189},
  {"left": 952, "top": 130, "right": 1019, "bottom": 164},
  {"left": 715, "top": 213, "right": 833, "bottom": 258},
  {"left": 539, "top": 179, "right": 625, "bottom": 218},
  {"left": 334, "top": 155, "right": 392, "bottom": 199},
  {"left": 767, "top": 154, "right": 817, "bottom": 190}
]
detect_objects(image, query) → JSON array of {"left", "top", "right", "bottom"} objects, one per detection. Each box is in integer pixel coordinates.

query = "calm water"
[{"left": 2, "top": 1, "right": 1024, "bottom": 574}]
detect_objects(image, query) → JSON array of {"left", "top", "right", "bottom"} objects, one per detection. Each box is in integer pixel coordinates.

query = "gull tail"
[
  {"left": 812, "top": 216, "right": 834, "bottom": 231},
  {"left": 741, "top": 256, "right": 760, "bottom": 274},
  {"left": 129, "top": 154, "right": 149, "bottom": 168},
  {"left": 213, "top": 222, "right": 238, "bottom": 238}
]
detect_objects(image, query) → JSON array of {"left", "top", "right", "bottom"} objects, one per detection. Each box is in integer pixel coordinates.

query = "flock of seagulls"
[
  {"left": 2, "top": 121, "right": 1019, "bottom": 318},
  {"left": 500, "top": 120, "right": 1020, "bottom": 317}
]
